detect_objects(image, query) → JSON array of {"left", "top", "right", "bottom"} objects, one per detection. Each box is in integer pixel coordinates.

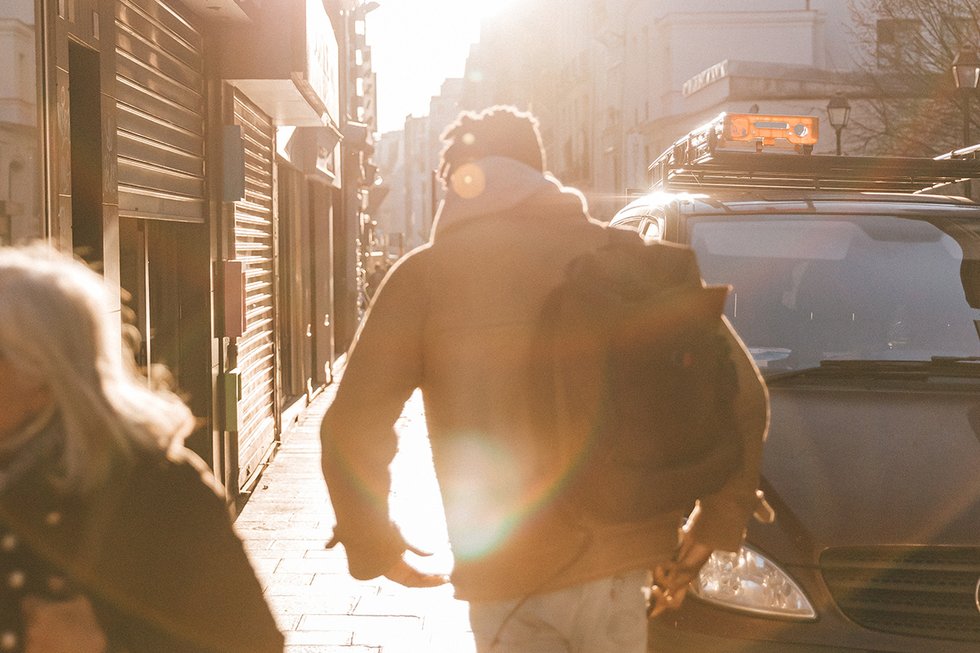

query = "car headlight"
[{"left": 691, "top": 545, "right": 817, "bottom": 620}]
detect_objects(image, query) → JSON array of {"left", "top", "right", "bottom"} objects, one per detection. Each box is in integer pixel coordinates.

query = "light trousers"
[{"left": 469, "top": 568, "right": 650, "bottom": 653}]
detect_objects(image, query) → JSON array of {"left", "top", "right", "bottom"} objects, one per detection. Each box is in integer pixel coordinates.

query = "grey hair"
[{"left": 0, "top": 243, "right": 194, "bottom": 492}]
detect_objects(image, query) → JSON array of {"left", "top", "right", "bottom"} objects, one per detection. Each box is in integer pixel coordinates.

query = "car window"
[{"left": 688, "top": 214, "right": 980, "bottom": 371}]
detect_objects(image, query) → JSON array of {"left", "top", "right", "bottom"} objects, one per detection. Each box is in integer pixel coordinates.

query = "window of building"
[{"left": 0, "top": 1, "right": 43, "bottom": 243}]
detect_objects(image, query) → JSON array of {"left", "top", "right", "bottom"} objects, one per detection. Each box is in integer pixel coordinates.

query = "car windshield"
[{"left": 688, "top": 214, "right": 980, "bottom": 373}]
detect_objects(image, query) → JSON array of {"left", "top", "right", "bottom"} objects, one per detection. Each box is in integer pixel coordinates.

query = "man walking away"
[{"left": 320, "top": 105, "right": 769, "bottom": 653}]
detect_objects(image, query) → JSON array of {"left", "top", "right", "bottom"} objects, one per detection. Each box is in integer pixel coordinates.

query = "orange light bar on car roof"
[{"left": 723, "top": 114, "right": 819, "bottom": 152}]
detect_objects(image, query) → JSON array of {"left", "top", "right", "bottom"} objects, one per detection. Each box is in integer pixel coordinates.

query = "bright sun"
[{"left": 369, "top": 0, "right": 519, "bottom": 133}]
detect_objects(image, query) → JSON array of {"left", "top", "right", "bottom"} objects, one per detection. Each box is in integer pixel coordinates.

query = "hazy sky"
[{"left": 367, "top": 0, "right": 516, "bottom": 134}]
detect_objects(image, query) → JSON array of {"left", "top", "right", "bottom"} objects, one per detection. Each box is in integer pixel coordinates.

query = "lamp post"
[
  {"left": 952, "top": 46, "right": 979, "bottom": 197},
  {"left": 952, "top": 46, "right": 980, "bottom": 144},
  {"left": 826, "top": 93, "right": 851, "bottom": 156}
]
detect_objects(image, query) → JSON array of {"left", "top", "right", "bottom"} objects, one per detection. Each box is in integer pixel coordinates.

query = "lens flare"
[
  {"left": 450, "top": 162, "right": 486, "bottom": 199},
  {"left": 440, "top": 432, "right": 528, "bottom": 559}
]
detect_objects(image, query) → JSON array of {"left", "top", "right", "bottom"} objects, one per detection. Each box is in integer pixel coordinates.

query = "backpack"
[{"left": 530, "top": 228, "right": 742, "bottom": 523}]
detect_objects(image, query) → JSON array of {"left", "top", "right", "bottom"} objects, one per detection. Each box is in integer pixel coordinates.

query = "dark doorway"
[
  {"left": 332, "top": 188, "right": 353, "bottom": 353},
  {"left": 312, "top": 182, "right": 335, "bottom": 385},
  {"left": 277, "top": 165, "right": 314, "bottom": 403},
  {"left": 119, "top": 218, "right": 212, "bottom": 461},
  {"left": 68, "top": 41, "right": 103, "bottom": 265}
]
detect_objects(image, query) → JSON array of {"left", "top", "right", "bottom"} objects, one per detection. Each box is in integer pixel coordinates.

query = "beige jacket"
[{"left": 321, "top": 156, "right": 769, "bottom": 601}]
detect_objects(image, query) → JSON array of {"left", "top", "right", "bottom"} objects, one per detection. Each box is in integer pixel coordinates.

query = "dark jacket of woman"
[{"left": 0, "top": 428, "right": 283, "bottom": 653}]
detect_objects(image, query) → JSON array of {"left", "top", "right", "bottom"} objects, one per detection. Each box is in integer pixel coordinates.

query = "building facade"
[
  {"left": 0, "top": 0, "right": 377, "bottom": 506},
  {"left": 375, "top": 77, "right": 464, "bottom": 253},
  {"left": 363, "top": 0, "right": 975, "bottom": 223}
]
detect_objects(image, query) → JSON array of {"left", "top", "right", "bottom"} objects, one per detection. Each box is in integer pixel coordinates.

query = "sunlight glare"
[{"left": 369, "top": 0, "right": 519, "bottom": 133}]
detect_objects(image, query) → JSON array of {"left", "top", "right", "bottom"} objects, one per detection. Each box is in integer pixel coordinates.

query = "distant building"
[
  {"left": 380, "top": 77, "right": 465, "bottom": 252},
  {"left": 0, "top": 4, "right": 41, "bottom": 245},
  {"left": 403, "top": 115, "right": 432, "bottom": 250},
  {"left": 455, "top": 0, "right": 968, "bottom": 219},
  {"left": 372, "top": 129, "right": 406, "bottom": 258},
  {"left": 615, "top": 0, "right": 867, "bottom": 197},
  {"left": 365, "top": 0, "right": 979, "bottom": 237}
]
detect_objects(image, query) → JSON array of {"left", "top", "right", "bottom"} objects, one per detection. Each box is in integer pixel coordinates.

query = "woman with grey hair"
[{"left": 0, "top": 243, "right": 283, "bottom": 652}]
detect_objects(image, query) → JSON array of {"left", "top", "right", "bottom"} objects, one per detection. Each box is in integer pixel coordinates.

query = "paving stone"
[
  {"left": 284, "top": 630, "right": 354, "bottom": 646},
  {"left": 276, "top": 557, "right": 353, "bottom": 574},
  {"left": 269, "top": 538, "right": 335, "bottom": 552},
  {"left": 247, "top": 556, "right": 282, "bottom": 575},
  {"left": 266, "top": 593, "right": 359, "bottom": 616},
  {"left": 427, "top": 632, "right": 478, "bottom": 653},
  {"left": 275, "top": 614, "right": 302, "bottom": 632},
  {"left": 285, "top": 644, "right": 378, "bottom": 653}
]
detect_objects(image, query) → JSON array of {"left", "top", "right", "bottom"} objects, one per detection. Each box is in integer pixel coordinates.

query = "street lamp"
[
  {"left": 952, "top": 46, "right": 979, "bottom": 197},
  {"left": 952, "top": 46, "right": 980, "bottom": 145},
  {"left": 826, "top": 93, "right": 851, "bottom": 156}
]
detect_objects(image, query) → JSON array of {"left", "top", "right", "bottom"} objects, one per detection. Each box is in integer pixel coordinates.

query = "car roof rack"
[
  {"left": 934, "top": 141, "right": 980, "bottom": 163},
  {"left": 649, "top": 113, "right": 980, "bottom": 194}
]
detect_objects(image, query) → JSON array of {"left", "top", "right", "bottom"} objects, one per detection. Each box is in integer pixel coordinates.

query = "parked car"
[{"left": 612, "top": 114, "right": 980, "bottom": 652}]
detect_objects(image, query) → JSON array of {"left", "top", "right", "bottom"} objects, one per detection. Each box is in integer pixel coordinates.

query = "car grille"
[{"left": 821, "top": 546, "right": 980, "bottom": 643}]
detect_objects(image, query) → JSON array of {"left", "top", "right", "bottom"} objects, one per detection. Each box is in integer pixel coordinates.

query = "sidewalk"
[{"left": 234, "top": 382, "right": 476, "bottom": 653}]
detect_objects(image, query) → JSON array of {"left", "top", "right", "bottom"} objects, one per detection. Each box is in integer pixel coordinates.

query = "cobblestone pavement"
[{"left": 235, "top": 381, "right": 476, "bottom": 653}]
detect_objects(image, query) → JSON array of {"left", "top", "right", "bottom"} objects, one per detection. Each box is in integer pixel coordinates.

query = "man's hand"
[
  {"left": 382, "top": 543, "right": 450, "bottom": 588},
  {"left": 383, "top": 556, "right": 450, "bottom": 588},
  {"left": 648, "top": 533, "right": 714, "bottom": 618},
  {"left": 22, "top": 595, "right": 108, "bottom": 653}
]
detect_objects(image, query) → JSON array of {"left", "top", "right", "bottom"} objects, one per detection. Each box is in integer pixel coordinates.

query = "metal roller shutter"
[
  {"left": 232, "top": 90, "right": 277, "bottom": 488},
  {"left": 115, "top": 0, "right": 206, "bottom": 223}
]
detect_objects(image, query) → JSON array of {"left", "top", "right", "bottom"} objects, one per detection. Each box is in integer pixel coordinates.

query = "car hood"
[{"left": 757, "top": 381, "right": 980, "bottom": 560}]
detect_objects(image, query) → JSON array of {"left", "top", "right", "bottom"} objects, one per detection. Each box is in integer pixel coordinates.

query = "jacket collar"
[{"left": 431, "top": 156, "right": 587, "bottom": 238}]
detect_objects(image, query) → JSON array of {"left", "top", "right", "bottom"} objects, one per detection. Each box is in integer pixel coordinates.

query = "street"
[{"left": 236, "top": 384, "right": 475, "bottom": 653}]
